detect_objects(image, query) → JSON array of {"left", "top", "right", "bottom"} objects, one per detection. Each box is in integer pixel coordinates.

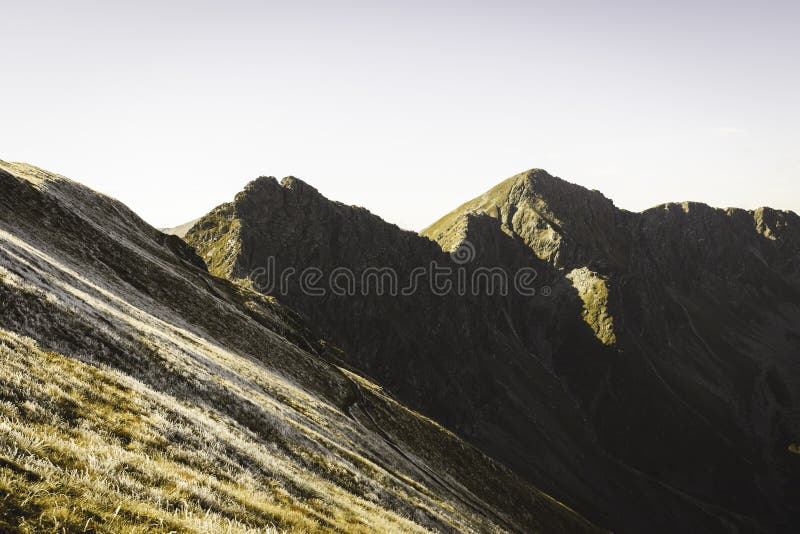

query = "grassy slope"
[
  {"left": 0, "top": 161, "right": 603, "bottom": 533},
  {"left": 0, "top": 330, "right": 423, "bottom": 533}
]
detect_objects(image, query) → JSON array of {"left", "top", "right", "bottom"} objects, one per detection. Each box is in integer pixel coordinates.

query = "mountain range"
[{"left": 1, "top": 160, "right": 798, "bottom": 533}]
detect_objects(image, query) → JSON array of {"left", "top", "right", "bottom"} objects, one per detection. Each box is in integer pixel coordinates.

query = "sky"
[{"left": 1, "top": 0, "right": 798, "bottom": 230}]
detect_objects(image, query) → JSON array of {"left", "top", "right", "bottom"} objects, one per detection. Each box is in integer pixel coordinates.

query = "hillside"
[
  {"left": 185, "top": 169, "right": 800, "bottom": 533},
  {"left": 161, "top": 218, "right": 201, "bottom": 238},
  {"left": 0, "top": 161, "right": 603, "bottom": 533}
]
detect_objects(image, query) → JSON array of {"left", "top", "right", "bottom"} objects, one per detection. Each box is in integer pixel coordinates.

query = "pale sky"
[{"left": 2, "top": 1, "right": 798, "bottom": 230}]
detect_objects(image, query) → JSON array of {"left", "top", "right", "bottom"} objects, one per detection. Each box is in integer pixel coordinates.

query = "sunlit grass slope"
[{"left": 0, "top": 160, "right": 603, "bottom": 533}]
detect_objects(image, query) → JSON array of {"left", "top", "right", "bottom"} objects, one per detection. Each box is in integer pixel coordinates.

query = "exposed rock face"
[
  {"left": 0, "top": 161, "right": 603, "bottom": 533},
  {"left": 187, "top": 168, "right": 800, "bottom": 533},
  {"left": 565, "top": 267, "right": 616, "bottom": 345}
]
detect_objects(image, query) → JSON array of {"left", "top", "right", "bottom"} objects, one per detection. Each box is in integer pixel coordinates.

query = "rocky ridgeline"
[{"left": 186, "top": 168, "right": 800, "bottom": 534}]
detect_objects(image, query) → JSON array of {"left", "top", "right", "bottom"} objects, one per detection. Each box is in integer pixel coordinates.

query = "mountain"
[
  {"left": 185, "top": 169, "right": 800, "bottom": 533},
  {"left": 0, "top": 160, "right": 604, "bottom": 533},
  {"left": 161, "top": 217, "right": 201, "bottom": 238}
]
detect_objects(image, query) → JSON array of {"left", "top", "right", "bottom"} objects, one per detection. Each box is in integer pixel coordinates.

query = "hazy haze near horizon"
[{"left": 1, "top": 0, "right": 798, "bottom": 230}]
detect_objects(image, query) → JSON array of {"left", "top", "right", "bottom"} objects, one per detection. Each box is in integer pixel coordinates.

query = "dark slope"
[
  {"left": 424, "top": 170, "right": 800, "bottom": 528},
  {"left": 0, "top": 160, "right": 604, "bottom": 533},
  {"left": 186, "top": 169, "right": 800, "bottom": 533}
]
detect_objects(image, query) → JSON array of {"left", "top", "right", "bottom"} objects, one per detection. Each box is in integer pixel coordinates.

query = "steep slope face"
[
  {"left": 188, "top": 176, "right": 455, "bottom": 408},
  {"left": 0, "top": 161, "right": 603, "bottom": 534},
  {"left": 185, "top": 170, "right": 796, "bottom": 533},
  {"left": 424, "top": 170, "right": 800, "bottom": 531}
]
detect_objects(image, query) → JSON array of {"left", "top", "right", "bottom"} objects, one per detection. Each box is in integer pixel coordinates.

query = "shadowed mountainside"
[
  {"left": 184, "top": 169, "right": 800, "bottom": 533},
  {"left": 0, "top": 160, "right": 604, "bottom": 534}
]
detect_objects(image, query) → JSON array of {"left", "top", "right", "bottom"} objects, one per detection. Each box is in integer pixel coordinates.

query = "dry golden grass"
[{"left": 0, "top": 331, "right": 432, "bottom": 533}]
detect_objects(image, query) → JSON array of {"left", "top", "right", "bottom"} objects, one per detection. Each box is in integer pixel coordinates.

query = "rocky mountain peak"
[
  {"left": 280, "top": 175, "right": 320, "bottom": 194},
  {"left": 237, "top": 175, "right": 280, "bottom": 199},
  {"left": 423, "top": 169, "right": 627, "bottom": 270},
  {"left": 237, "top": 174, "right": 322, "bottom": 200},
  {"left": 232, "top": 175, "right": 329, "bottom": 224}
]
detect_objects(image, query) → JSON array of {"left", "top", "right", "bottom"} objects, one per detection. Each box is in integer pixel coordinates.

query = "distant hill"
[{"left": 160, "top": 217, "right": 201, "bottom": 237}]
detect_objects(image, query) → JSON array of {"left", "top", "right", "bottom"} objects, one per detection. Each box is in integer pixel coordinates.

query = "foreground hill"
[
  {"left": 185, "top": 169, "right": 800, "bottom": 533},
  {"left": 0, "top": 160, "right": 602, "bottom": 533}
]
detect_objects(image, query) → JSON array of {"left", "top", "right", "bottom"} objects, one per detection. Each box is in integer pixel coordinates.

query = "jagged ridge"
[{"left": 186, "top": 168, "right": 800, "bottom": 534}]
